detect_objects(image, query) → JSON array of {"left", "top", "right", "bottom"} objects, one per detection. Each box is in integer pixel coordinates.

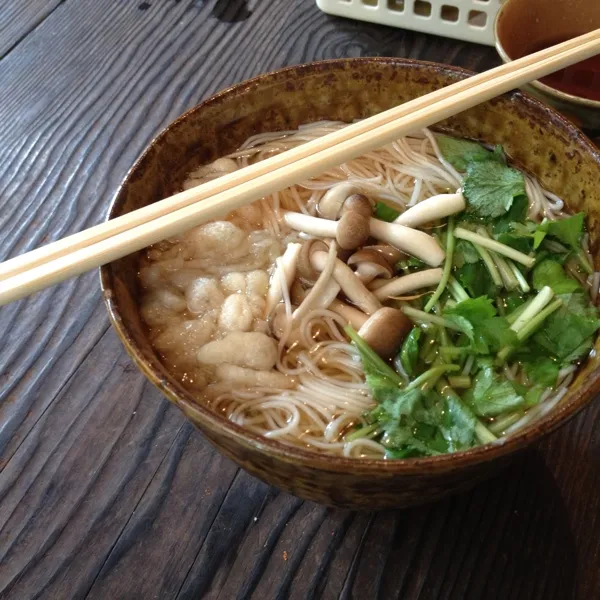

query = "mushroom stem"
[
  {"left": 373, "top": 268, "right": 444, "bottom": 300},
  {"left": 293, "top": 242, "right": 341, "bottom": 323},
  {"left": 264, "top": 242, "right": 302, "bottom": 317},
  {"left": 329, "top": 299, "right": 368, "bottom": 329},
  {"left": 310, "top": 251, "right": 382, "bottom": 315},
  {"left": 367, "top": 219, "right": 445, "bottom": 266},
  {"left": 282, "top": 211, "right": 445, "bottom": 266},
  {"left": 394, "top": 192, "right": 466, "bottom": 227}
]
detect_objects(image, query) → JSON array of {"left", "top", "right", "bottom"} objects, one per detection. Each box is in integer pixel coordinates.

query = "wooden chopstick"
[
  {"left": 0, "top": 31, "right": 598, "bottom": 286},
  {"left": 1, "top": 30, "right": 599, "bottom": 306}
]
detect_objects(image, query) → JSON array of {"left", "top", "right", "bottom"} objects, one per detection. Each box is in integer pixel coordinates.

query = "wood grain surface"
[{"left": 0, "top": 1, "right": 598, "bottom": 598}]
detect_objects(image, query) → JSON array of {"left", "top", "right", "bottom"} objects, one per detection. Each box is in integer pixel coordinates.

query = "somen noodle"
[{"left": 138, "top": 122, "right": 599, "bottom": 459}]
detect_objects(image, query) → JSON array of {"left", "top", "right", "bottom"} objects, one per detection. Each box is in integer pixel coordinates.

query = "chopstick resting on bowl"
[{"left": 1, "top": 30, "right": 600, "bottom": 306}]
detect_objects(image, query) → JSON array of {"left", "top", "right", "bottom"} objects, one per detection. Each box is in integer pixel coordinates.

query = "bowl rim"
[
  {"left": 101, "top": 56, "right": 600, "bottom": 474},
  {"left": 493, "top": 2, "right": 600, "bottom": 110}
]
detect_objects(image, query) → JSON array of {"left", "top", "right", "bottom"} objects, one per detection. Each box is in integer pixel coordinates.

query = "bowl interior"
[{"left": 101, "top": 58, "right": 600, "bottom": 475}]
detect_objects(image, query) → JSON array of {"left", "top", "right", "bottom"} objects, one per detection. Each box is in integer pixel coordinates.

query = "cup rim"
[
  {"left": 494, "top": 2, "right": 600, "bottom": 110},
  {"left": 100, "top": 56, "right": 600, "bottom": 475}
]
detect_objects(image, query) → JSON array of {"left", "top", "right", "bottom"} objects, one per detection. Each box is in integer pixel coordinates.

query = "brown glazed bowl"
[{"left": 100, "top": 58, "right": 600, "bottom": 510}]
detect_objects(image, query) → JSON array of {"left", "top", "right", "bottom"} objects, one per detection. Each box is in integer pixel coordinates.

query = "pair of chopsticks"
[{"left": 1, "top": 30, "right": 600, "bottom": 307}]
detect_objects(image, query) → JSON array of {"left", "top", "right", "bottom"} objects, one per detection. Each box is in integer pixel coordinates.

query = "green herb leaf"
[
  {"left": 444, "top": 297, "right": 518, "bottom": 353},
  {"left": 345, "top": 326, "right": 404, "bottom": 399},
  {"left": 534, "top": 213, "right": 585, "bottom": 250},
  {"left": 532, "top": 260, "right": 582, "bottom": 294},
  {"left": 374, "top": 201, "right": 401, "bottom": 222},
  {"left": 439, "top": 394, "right": 477, "bottom": 450},
  {"left": 436, "top": 135, "right": 497, "bottom": 171},
  {"left": 463, "top": 160, "right": 526, "bottom": 219},
  {"left": 523, "top": 357, "right": 559, "bottom": 387},
  {"left": 463, "top": 361, "right": 525, "bottom": 417},
  {"left": 493, "top": 195, "right": 529, "bottom": 234},
  {"left": 453, "top": 239, "right": 481, "bottom": 268},
  {"left": 397, "top": 328, "right": 421, "bottom": 377},
  {"left": 454, "top": 263, "right": 498, "bottom": 302},
  {"left": 532, "top": 295, "right": 600, "bottom": 361}
]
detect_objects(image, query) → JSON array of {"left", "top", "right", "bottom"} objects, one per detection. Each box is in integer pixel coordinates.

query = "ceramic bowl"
[
  {"left": 495, "top": 0, "right": 600, "bottom": 131},
  {"left": 100, "top": 58, "right": 600, "bottom": 509}
]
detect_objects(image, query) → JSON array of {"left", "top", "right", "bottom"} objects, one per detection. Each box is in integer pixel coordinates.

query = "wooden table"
[{"left": 1, "top": 2, "right": 599, "bottom": 598}]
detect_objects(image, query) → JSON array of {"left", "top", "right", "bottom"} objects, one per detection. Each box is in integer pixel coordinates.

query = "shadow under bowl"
[{"left": 101, "top": 58, "right": 600, "bottom": 510}]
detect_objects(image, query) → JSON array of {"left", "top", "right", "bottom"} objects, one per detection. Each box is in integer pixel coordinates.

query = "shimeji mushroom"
[
  {"left": 341, "top": 194, "right": 374, "bottom": 218},
  {"left": 362, "top": 244, "right": 406, "bottom": 266},
  {"left": 328, "top": 299, "right": 368, "bottom": 330},
  {"left": 347, "top": 249, "right": 394, "bottom": 284},
  {"left": 310, "top": 250, "right": 382, "bottom": 315},
  {"left": 394, "top": 192, "right": 466, "bottom": 227},
  {"left": 293, "top": 241, "right": 342, "bottom": 323},
  {"left": 283, "top": 211, "right": 445, "bottom": 266},
  {"left": 264, "top": 242, "right": 302, "bottom": 317},
  {"left": 318, "top": 183, "right": 364, "bottom": 219},
  {"left": 372, "top": 268, "right": 444, "bottom": 300},
  {"left": 358, "top": 307, "right": 413, "bottom": 359}
]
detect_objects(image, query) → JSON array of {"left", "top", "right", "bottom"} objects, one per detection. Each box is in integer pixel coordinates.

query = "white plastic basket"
[{"left": 316, "top": 0, "right": 505, "bottom": 46}]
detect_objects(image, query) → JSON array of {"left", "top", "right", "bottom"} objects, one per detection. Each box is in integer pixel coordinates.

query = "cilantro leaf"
[
  {"left": 455, "top": 262, "right": 497, "bottom": 299},
  {"left": 532, "top": 297, "right": 600, "bottom": 362},
  {"left": 463, "top": 361, "right": 525, "bottom": 417},
  {"left": 439, "top": 394, "right": 477, "bottom": 450},
  {"left": 493, "top": 195, "right": 529, "bottom": 234},
  {"left": 453, "top": 239, "right": 480, "bottom": 268},
  {"left": 436, "top": 135, "right": 496, "bottom": 171},
  {"left": 523, "top": 357, "right": 559, "bottom": 387},
  {"left": 345, "top": 326, "right": 404, "bottom": 399},
  {"left": 463, "top": 160, "right": 526, "bottom": 219},
  {"left": 397, "top": 328, "right": 421, "bottom": 378},
  {"left": 444, "top": 297, "right": 518, "bottom": 353},
  {"left": 534, "top": 213, "right": 585, "bottom": 250},
  {"left": 374, "top": 201, "right": 400, "bottom": 222},
  {"left": 532, "top": 260, "right": 582, "bottom": 294}
]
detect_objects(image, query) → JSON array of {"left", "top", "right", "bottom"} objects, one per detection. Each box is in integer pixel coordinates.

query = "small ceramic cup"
[{"left": 495, "top": 0, "right": 600, "bottom": 131}]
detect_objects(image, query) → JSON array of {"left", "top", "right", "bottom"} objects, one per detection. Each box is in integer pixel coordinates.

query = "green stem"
[
  {"left": 506, "top": 297, "right": 532, "bottom": 325},
  {"left": 498, "top": 297, "right": 562, "bottom": 361},
  {"left": 473, "top": 242, "right": 503, "bottom": 286},
  {"left": 488, "top": 411, "right": 523, "bottom": 435},
  {"left": 402, "top": 306, "right": 463, "bottom": 330},
  {"left": 447, "top": 276, "right": 469, "bottom": 302},
  {"left": 506, "top": 259, "right": 530, "bottom": 293},
  {"left": 510, "top": 286, "right": 554, "bottom": 332},
  {"left": 448, "top": 375, "right": 471, "bottom": 388},
  {"left": 406, "top": 364, "right": 460, "bottom": 391},
  {"left": 436, "top": 379, "right": 497, "bottom": 443},
  {"left": 344, "top": 326, "right": 404, "bottom": 386},
  {"left": 475, "top": 227, "right": 518, "bottom": 291},
  {"left": 424, "top": 217, "right": 455, "bottom": 312},
  {"left": 455, "top": 227, "right": 536, "bottom": 267},
  {"left": 345, "top": 423, "right": 380, "bottom": 442},
  {"left": 576, "top": 247, "right": 593, "bottom": 275},
  {"left": 515, "top": 298, "right": 562, "bottom": 342}
]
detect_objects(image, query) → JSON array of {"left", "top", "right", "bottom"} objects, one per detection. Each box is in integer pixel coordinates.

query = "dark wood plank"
[
  {"left": 0, "top": 0, "right": 599, "bottom": 599},
  {"left": 0, "top": 1, "right": 65, "bottom": 58}
]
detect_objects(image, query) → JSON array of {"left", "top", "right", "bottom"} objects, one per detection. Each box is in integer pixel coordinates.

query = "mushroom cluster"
[{"left": 266, "top": 187, "right": 465, "bottom": 360}]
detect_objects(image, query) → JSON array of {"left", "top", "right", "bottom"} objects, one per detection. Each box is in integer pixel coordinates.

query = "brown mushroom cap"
[
  {"left": 347, "top": 249, "right": 394, "bottom": 283},
  {"left": 290, "top": 279, "right": 308, "bottom": 305},
  {"left": 357, "top": 307, "right": 413, "bottom": 359},
  {"left": 362, "top": 244, "right": 406, "bottom": 266},
  {"left": 297, "top": 239, "right": 329, "bottom": 281},
  {"left": 335, "top": 212, "right": 370, "bottom": 250},
  {"left": 341, "top": 194, "right": 374, "bottom": 219}
]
